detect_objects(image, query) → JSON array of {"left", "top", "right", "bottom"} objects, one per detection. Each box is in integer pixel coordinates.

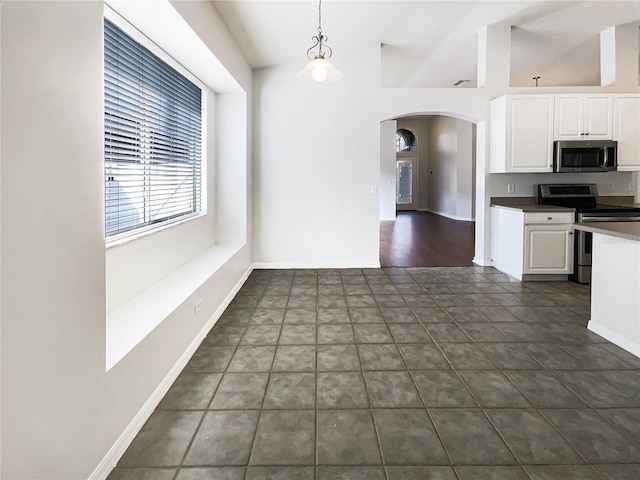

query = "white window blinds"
[{"left": 104, "top": 19, "right": 202, "bottom": 238}]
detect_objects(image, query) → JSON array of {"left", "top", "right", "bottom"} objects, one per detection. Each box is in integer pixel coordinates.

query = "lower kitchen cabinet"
[{"left": 491, "top": 207, "right": 574, "bottom": 280}]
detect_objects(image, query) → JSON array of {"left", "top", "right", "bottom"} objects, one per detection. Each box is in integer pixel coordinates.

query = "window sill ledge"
[{"left": 105, "top": 242, "right": 242, "bottom": 371}]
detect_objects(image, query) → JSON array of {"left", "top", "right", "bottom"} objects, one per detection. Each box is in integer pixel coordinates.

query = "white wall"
[
  {"left": 380, "top": 120, "right": 397, "bottom": 221},
  {"left": 0, "top": 1, "right": 252, "bottom": 479},
  {"left": 253, "top": 46, "right": 381, "bottom": 268},
  {"left": 427, "top": 116, "right": 459, "bottom": 218}
]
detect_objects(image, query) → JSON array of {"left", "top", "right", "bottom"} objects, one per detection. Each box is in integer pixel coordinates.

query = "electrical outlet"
[
  {"left": 194, "top": 299, "right": 203, "bottom": 315},
  {"left": 608, "top": 183, "right": 614, "bottom": 193},
  {"left": 370, "top": 185, "right": 378, "bottom": 195},
  {"left": 311, "top": 234, "right": 318, "bottom": 244},
  {"left": 629, "top": 182, "right": 635, "bottom": 192},
  {"left": 507, "top": 184, "right": 515, "bottom": 194}
]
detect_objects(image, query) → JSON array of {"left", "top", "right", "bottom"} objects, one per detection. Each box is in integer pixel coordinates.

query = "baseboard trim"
[
  {"left": 418, "top": 208, "right": 475, "bottom": 222},
  {"left": 472, "top": 256, "right": 493, "bottom": 267},
  {"left": 89, "top": 265, "right": 253, "bottom": 480},
  {"left": 588, "top": 321, "right": 640, "bottom": 358},
  {"left": 251, "top": 261, "right": 381, "bottom": 270}
]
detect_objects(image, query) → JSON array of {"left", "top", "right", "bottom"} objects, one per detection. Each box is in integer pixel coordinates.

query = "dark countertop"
[{"left": 490, "top": 197, "right": 575, "bottom": 213}]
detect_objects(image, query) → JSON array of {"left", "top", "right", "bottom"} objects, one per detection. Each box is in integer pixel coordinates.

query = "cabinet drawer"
[{"left": 524, "top": 212, "right": 574, "bottom": 224}]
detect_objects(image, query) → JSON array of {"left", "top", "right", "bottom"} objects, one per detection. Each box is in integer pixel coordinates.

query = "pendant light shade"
[
  {"left": 298, "top": 0, "right": 342, "bottom": 83},
  {"left": 297, "top": 58, "right": 343, "bottom": 83}
]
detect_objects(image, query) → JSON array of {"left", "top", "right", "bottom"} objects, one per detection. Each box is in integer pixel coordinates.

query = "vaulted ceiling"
[{"left": 211, "top": 0, "right": 640, "bottom": 88}]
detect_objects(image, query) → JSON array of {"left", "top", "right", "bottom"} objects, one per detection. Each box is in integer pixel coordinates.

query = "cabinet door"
[
  {"left": 614, "top": 95, "right": 640, "bottom": 171},
  {"left": 554, "top": 95, "right": 583, "bottom": 140},
  {"left": 507, "top": 96, "right": 554, "bottom": 172},
  {"left": 524, "top": 226, "right": 573, "bottom": 274},
  {"left": 583, "top": 94, "right": 612, "bottom": 139}
]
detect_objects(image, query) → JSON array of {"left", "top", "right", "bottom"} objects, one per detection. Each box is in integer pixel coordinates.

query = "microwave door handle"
[{"left": 601, "top": 147, "right": 608, "bottom": 167}]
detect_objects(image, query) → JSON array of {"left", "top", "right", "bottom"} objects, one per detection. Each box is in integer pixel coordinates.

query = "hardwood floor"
[{"left": 380, "top": 211, "right": 475, "bottom": 267}]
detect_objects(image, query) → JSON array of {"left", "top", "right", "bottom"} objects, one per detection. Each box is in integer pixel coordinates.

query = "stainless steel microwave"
[{"left": 553, "top": 140, "right": 617, "bottom": 173}]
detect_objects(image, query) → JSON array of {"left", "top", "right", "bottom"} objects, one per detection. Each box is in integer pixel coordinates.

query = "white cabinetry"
[
  {"left": 554, "top": 94, "right": 613, "bottom": 140},
  {"left": 491, "top": 207, "right": 574, "bottom": 280},
  {"left": 490, "top": 95, "right": 554, "bottom": 173},
  {"left": 613, "top": 94, "right": 640, "bottom": 171}
]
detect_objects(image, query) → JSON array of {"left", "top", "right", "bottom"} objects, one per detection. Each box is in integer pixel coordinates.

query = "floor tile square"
[
  {"left": 250, "top": 308, "right": 285, "bottom": 324},
  {"left": 287, "top": 296, "right": 317, "bottom": 309},
  {"left": 272, "top": 345, "right": 316, "bottom": 372},
  {"left": 353, "top": 324, "right": 394, "bottom": 343},
  {"left": 317, "top": 295, "right": 348, "bottom": 308},
  {"left": 398, "top": 344, "right": 451, "bottom": 369},
  {"left": 593, "top": 464, "right": 640, "bottom": 480},
  {"left": 250, "top": 410, "right": 315, "bottom": 465},
  {"left": 439, "top": 343, "right": 495, "bottom": 369},
  {"left": 284, "top": 309, "right": 317, "bottom": 324},
  {"left": 358, "top": 344, "right": 405, "bottom": 370},
  {"left": 210, "top": 373, "right": 268, "bottom": 409},
  {"left": 553, "top": 371, "right": 638, "bottom": 407},
  {"left": 258, "top": 296, "right": 289, "bottom": 309},
  {"left": 542, "top": 409, "right": 640, "bottom": 463},
  {"left": 380, "top": 307, "right": 417, "bottom": 322},
  {"left": 343, "top": 284, "right": 372, "bottom": 295},
  {"left": 240, "top": 325, "right": 281, "bottom": 345},
  {"left": 348, "top": 307, "right": 384, "bottom": 323},
  {"left": 385, "top": 466, "right": 456, "bottom": 480},
  {"left": 185, "top": 346, "right": 235, "bottom": 373},
  {"left": 157, "top": 373, "right": 222, "bottom": 410},
  {"left": 279, "top": 325, "right": 316, "bottom": 345},
  {"left": 455, "top": 466, "right": 529, "bottom": 480},
  {"left": 429, "top": 409, "right": 515, "bottom": 465},
  {"left": 458, "top": 370, "right": 531, "bottom": 407},
  {"left": 175, "top": 467, "right": 245, "bottom": 480},
  {"left": 524, "top": 465, "right": 602, "bottom": 480},
  {"left": 316, "top": 410, "right": 382, "bottom": 465},
  {"left": 346, "top": 295, "right": 377, "bottom": 308},
  {"left": 504, "top": 371, "right": 586, "bottom": 408},
  {"left": 486, "top": 409, "right": 582, "bottom": 464},
  {"left": 316, "top": 466, "right": 385, "bottom": 479},
  {"left": 412, "top": 370, "right": 477, "bottom": 407},
  {"left": 364, "top": 371, "right": 422, "bottom": 407},
  {"left": 184, "top": 410, "right": 259, "bottom": 466},
  {"left": 317, "top": 324, "right": 355, "bottom": 344},
  {"left": 317, "top": 372, "right": 369, "bottom": 408},
  {"left": 373, "top": 409, "right": 448, "bottom": 465},
  {"left": 246, "top": 466, "right": 314, "bottom": 479},
  {"left": 477, "top": 343, "right": 542, "bottom": 370},
  {"left": 459, "top": 324, "right": 510, "bottom": 342},
  {"left": 318, "top": 308, "right": 350, "bottom": 323},
  {"left": 118, "top": 411, "right": 202, "bottom": 467},
  {"left": 595, "top": 408, "right": 640, "bottom": 446},
  {"left": 263, "top": 373, "right": 315, "bottom": 409},
  {"left": 519, "top": 343, "right": 586, "bottom": 370},
  {"left": 388, "top": 324, "right": 432, "bottom": 343},
  {"left": 107, "top": 468, "right": 177, "bottom": 480},
  {"left": 425, "top": 324, "right": 472, "bottom": 343},
  {"left": 227, "top": 346, "right": 275, "bottom": 372},
  {"left": 317, "top": 344, "right": 361, "bottom": 371}
]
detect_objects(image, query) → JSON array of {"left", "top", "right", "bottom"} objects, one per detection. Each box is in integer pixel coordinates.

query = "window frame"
[{"left": 104, "top": 7, "right": 208, "bottom": 248}]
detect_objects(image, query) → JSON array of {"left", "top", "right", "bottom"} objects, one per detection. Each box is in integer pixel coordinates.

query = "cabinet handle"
[
  {"left": 547, "top": 217, "right": 553, "bottom": 220},
  {"left": 568, "top": 232, "right": 574, "bottom": 235}
]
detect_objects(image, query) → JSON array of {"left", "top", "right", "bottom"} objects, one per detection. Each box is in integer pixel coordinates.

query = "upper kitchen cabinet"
[
  {"left": 613, "top": 94, "right": 640, "bottom": 171},
  {"left": 490, "top": 95, "right": 554, "bottom": 173},
  {"left": 554, "top": 94, "right": 613, "bottom": 140}
]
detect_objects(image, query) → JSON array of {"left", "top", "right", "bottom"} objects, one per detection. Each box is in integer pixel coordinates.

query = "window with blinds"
[{"left": 104, "top": 19, "right": 203, "bottom": 239}]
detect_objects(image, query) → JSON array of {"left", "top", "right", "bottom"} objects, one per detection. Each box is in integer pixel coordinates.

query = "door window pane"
[{"left": 396, "top": 160, "right": 413, "bottom": 205}]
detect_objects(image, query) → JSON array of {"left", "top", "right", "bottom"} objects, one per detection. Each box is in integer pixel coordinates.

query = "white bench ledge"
[{"left": 106, "top": 243, "right": 243, "bottom": 370}]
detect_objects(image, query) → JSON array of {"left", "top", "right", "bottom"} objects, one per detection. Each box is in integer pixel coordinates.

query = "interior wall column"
[
  {"left": 477, "top": 23, "right": 511, "bottom": 96},
  {"left": 600, "top": 24, "right": 639, "bottom": 89}
]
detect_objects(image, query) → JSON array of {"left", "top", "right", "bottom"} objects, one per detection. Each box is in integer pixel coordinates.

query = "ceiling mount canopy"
[{"left": 296, "top": 0, "right": 343, "bottom": 83}]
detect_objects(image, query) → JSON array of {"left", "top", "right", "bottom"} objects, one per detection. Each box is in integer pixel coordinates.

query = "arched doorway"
[{"left": 380, "top": 114, "right": 479, "bottom": 267}]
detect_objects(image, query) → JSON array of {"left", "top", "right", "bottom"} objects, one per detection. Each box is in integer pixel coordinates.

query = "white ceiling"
[{"left": 211, "top": 0, "right": 640, "bottom": 88}]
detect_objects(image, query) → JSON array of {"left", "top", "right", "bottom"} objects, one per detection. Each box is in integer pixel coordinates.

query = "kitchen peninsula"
[{"left": 575, "top": 222, "right": 640, "bottom": 357}]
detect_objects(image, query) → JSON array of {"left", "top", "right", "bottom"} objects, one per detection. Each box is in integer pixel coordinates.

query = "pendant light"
[{"left": 297, "top": 0, "right": 343, "bottom": 83}]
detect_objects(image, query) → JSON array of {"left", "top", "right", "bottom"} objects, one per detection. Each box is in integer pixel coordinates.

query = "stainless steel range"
[{"left": 538, "top": 184, "right": 640, "bottom": 283}]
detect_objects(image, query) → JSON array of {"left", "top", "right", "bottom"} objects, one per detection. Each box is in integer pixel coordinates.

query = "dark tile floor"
[{"left": 107, "top": 267, "right": 640, "bottom": 480}]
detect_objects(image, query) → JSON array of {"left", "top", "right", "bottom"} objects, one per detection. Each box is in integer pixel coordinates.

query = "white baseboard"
[
  {"left": 251, "top": 261, "right": 381, "bottom": 270},
  {"left": 472, "top": 256, "right": 493, "bottom": 267},
  {"left": 89, "top": 265, "right": 253, "bottom": 480},
  {"left": 418, "top": 208, "right": 475, "bottom": 222},
  {"left": 588, "top": 321, "right": 640, "bottom": 358}
]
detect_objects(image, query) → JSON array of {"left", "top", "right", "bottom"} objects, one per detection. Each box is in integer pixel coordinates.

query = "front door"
[{"left": 396, "top": 155, "right": 418, "bottom": 210}]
